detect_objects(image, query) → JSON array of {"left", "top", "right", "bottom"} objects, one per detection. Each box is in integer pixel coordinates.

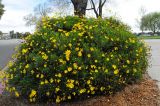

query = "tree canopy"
[
  {"left": 24, "top": 3, "right": 52, "bottom": 26},
  {"left": 140, "top": 12, "right": 160, "bottom": 34},
  {"left": 0, "top": 0, "right": 4, "bottom": 19}
]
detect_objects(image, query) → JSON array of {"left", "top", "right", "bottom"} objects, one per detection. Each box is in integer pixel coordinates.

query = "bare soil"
[{"left": 0, "top": 73, "right": 160, "bottom": 106}]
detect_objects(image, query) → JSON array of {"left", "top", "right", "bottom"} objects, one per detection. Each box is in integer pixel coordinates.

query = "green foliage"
[
  {"left": 6, "top": 16, "right": 149, "bottom": 103},
  {"left": 0, "top": 0, "right": 4, "bottom": 19},
  {"left": 140, "top": 12, "right": 160, "bottom": 34}
]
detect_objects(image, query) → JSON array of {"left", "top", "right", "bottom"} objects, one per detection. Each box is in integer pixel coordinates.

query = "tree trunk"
[
  {"left": 98, "top": 0, "right": 102, "bottom": 18},
  {"left": 71, "top": 0, "right": 88, "bottom": 17}
]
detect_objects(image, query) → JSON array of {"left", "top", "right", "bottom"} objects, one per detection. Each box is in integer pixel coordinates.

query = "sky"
[{"left": 0, "top": 0, "right": 160, "bottom": 33}]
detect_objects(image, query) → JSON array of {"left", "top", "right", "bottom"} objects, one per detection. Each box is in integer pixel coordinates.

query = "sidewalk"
[
  {"left": 145, "top": 39, "right": 160, "bottom": 89},
  {"left": 0, "top": 39, "right": 23, "bottom": 69}
]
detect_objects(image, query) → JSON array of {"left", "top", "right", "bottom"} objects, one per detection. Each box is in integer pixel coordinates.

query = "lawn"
[{"left": 138, "top": 35, "right": 160, "bottom": 39}]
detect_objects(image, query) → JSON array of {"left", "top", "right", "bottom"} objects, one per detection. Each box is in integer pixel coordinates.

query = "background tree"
[
  {"left": 0, "top": 30, "right": 2, "bottom": 39},
  {"left": 140, "top": 12, "right": 160, "bottom": 35},
  {"left": 49, "top": 0, "right": 72, "bottom": 16},
  {"left": 0, "top": 0, "right": 4, "bottom": 19},
  {"left": 71, "top": 0, "right": 88, "bottom": 17},
  {"left": 89, "top": 0, "right": 107, "bottom": 18},
  {"left": 49, "top": 0, "right": 108, "bottom": 18},
  {"left": 136, "top": 6, "right": 147, "bottom": 33},
  {"left": 24, "top": 3, "right": 52, "bottom": 26}
]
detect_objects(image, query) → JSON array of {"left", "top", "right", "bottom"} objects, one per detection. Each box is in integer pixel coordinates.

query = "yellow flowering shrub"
[{"left": 5, "top": 16, "right": 149, "bottom": 103}]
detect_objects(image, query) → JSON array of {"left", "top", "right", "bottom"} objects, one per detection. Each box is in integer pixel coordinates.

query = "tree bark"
[
  {"left": 99, "top": 0, "right": 102, "bottom": 18},
  {"left": 90, "top": 0, "right": 107, "bottom": 18},
  {"left": 71, "top": 0, "right": 88, "bottom": 17}
]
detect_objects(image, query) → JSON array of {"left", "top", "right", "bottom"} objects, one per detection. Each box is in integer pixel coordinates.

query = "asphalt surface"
[{"left": 0, "top": 39, "right": 23, "bottom": 69}]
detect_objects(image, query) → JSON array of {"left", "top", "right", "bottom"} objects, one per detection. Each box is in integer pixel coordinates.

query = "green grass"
[{"left": 138, "top": 35, "right": 160, "bottom": 39}]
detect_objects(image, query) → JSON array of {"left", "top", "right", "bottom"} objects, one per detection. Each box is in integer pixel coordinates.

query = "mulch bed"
[{"left": 0, "top": 72, "right": 160, "bottom": 106}]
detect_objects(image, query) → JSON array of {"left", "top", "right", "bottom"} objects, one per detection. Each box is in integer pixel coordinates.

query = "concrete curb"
[{"left": 1, "top": 66, "right": 8, "bottom": 72}]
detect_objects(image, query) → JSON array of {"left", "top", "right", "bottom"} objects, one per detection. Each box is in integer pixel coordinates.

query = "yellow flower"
[
  {"left": 8, "top": 61, "right": 13, "bottom": 67},
  {"left": 72, "top": 70, "right": 77, "bottom": 74},
  {"left": 90, "top": 86, "right": 95, "bottom": 91},
  {"left": 139, "top": 48, "right": 143, "bottom": 52},
  {"left": 75, "top": 47, "right": 79, "bottom": 51},
  {"left": 126, "top": 70, "right": 129, "bottom": 73},
  {"left": 31, "top": 70, "right": 34, "bottom": 74},
  {"left": 49, "top": 78, "right": 54, "bottom": 83},
  {"left": 36, "top": 74, "right": 40, "bottom": 78},
  {"left": 114, "top": 69, "right": 119, "bottom": 75},
  {"left": 94, "top": 60, "right": 98, "bottom": 63},
  {"left": 90, "top": 47, "right": 94, "bottom": 51},
  {"left": 100, "top": 87, "right": 105, "bottom": 91},
  {"left": 57, "top": 79, "right": 61, "bottom": 83},
  {"left": 51, "top": 39, "right": 56, "bottom": 43},
  {"left": 87, "top": 80, "right": 91, "bottom": 85},
  {"left": 23, "top": 69, "right": 26, "bottom": 74},
  {"left": 68, "top": 95, "right": 71, "bottom": 99},
  {"left": 15, "top": 91, "right": 19, "bottom": 97},
  {"left": 64, "top": 70, "right": 68, "bottom": 74},
  {"left": 79, "top": 88, "right": 86, "bottom": 94},
  {"left": 127, "top": 60, "right": 130, "bottom": 64},
  {"left": 91, "top": 91, "right": 95, "bottom": 94},
  {"left": 112, "top": 65, "right": 117, "bottom": 69},
  {"left": 68, "top": 67, "right": 72, "bottom": 72},
  {"left": 105, "top": 69, "right": 108, "bottom": 73},
  {"left": 40, "top": 81, "right": 44, "bottom": 85},
  {"left": 65, "top": 32, "right": 69, "bottom": 36},
  {"left": 73, "top": 63, "right": 78, "bottom": 69},
  {"left": 45, "top": 79, "right": 49, "bottom": 84},
  {"left": 91, "top": 65, "right": 96, "bottom": 69},
  {"left": 46, "top": 91, "right": 50, "bottom": 96},
  {"left": 22, "top": 49, "right": 28, "bottom": 54},
  {"left": 87, "top": 54, "right": 91, "bottom": 58},
  {"left": 136, "top": 54, "right": 139, "bottom": 56},
  {"left": 66, "top": 82, "right": 74, "bottom": 89},
  {"left": 68, "top": 43, "right": 72, "bottom": 47},
  {"left": 12, "top": 87, "right": 16, "bottom": 91},
  {"left": 29, "top": 90, "right": 36, "bottom": 98},
  {"left": 66, "top": 79, "right": 74, "bottom": 89},
  {"left": 25, "top": 64, "right": 29, "bottom": 69},
  {"left": 78, "top": 51, "right": 82, "bottom": 57},
  {"left": 65, "top": 50, "right": 71, "bottom": 61},
  {"left": 106, "top": 58, "right": 110, "bottom": 61},
  {"left": 72, "top": 92, "right": 76, "bottom": 96},
  {"left": 114, "top": 47, "right": 118, "bottom": 50},
  {"left": 40, "top": 74, "right": 44, "bottom": 79},
  {"left": 58, "top": 29, "right": 63, "bottom": 32},
  {"left": 29, "top": 98, "right": 36, "bottom": 102},
  {"left": 78, "top": 67, "right": 81, "bottom": 70},
  {"left": 95, "top": 69, "right": 98, "bottom": 72},
  {"left": 78, "top": 32, "right": 83, "bottom": 36},
  {"left": 56, "top": 87, "right": 60, "bottom": 92},
  {"left": 57, "top": 73, "right": 62, "bottom": 78},
  {"left": 133, "top": 68, "right": 137, "bottom": 73},
  {"left": 42, "top": 54, "right": 48, "bottom": 60},
  {"left": 56, "top": 96, "right": 61, "bottom": 103},
  {"left": 44, "top": 64, "right": 47, "bottom": 67},
  {"left": 59, "top": 59, "right": 66, "bottom": 64}
]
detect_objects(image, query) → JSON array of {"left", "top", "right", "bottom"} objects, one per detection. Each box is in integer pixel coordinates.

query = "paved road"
[
  {"left": 145, "top": 39, "right": 160, "bottom": 89},
  {"left": 0, "top": 39, "right": 23, "bottom": 69}
]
